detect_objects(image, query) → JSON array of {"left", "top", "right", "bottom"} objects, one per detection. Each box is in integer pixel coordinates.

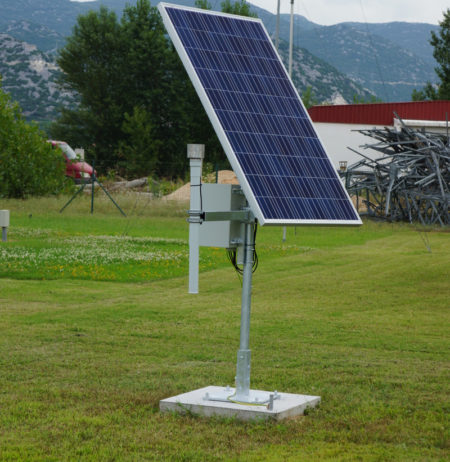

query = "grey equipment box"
[
  {"left": 0, "top": 210, "right": 9, "bottom": 227},
  {"left": 199, "top": 184, "right": 247, "bottom": 248}
]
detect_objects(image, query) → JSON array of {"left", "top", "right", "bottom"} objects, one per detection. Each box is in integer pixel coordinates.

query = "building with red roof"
[{"left": 308, "top": 101, "right": 450, "bottom": 167}]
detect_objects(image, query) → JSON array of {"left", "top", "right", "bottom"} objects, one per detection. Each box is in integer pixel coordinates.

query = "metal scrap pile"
[{"left": 342, "top": 120, "right": 450, "bottom": 226}]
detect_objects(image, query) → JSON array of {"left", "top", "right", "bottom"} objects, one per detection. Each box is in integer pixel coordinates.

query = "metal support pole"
[
  {"left": 282, "top": 0, "right": 294, "bottom": 243},
  {"left": 235, "top": 220, "right": 255, "bottom": 401},
  {"left": 275, "top": 0, "right": 280, "bottom": 51},
  {"left": 187, "top": 144, "right": 205, "bottom": 294},
  {"left": 95, "top": 179, "right": 127, "bottom": 216},
  {"left": 2, "top": 227, "right": 7, "bottom": 242},
  {"left": 288, "top": 0, "right": 294, "bottom": 77},
  {"left": 59, "top": 181, "right": 87, "bottom": 213},
  {"left": 91, "top": 160, "right": 95, "bottom": 214}
]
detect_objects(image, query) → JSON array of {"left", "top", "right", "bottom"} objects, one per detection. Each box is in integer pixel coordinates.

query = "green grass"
[{"left": 0, "top": 194, "right": 448, "bottom": 461}]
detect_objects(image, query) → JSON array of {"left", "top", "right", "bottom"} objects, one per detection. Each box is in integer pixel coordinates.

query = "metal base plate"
[{"left": 160, "top": 386, "right": 321, "bottom": 421}]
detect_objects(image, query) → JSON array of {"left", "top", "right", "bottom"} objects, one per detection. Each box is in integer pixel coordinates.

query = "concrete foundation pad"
[{"left": 160, "top": 386, "right": 320, "bottom": 421}]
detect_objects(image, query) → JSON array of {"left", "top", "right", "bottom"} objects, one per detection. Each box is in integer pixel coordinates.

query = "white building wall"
[
  {"left": 313, "top": 119, "right": 449, "bottom": 170},
  {"left": 313, "top": 122, "right": 386, "bottom": 169}
]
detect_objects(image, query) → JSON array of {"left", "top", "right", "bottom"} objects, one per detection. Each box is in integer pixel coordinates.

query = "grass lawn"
[{"left": 0, "top": 193, "right": 448, "bottom": 461}]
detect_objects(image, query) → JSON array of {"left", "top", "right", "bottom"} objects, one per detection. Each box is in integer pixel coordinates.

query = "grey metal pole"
[
  {"left": 288, "top": 0, "right": 294, "bottom": 77},
  {"left": 187, "top": 144, "right": 205, "bottom": 294},
  {"left": 235, "top": 219, "right": 255, "bottom": 401},
  {"left": 275, "top": 0, "right": 280, "bottom": 51},
  {"left": 283, "top": 0, "right": 295, "bottom": 243},
  {"left": 2, "top": 227, "right": 6, "bottom": 242},
  {"left": 91, "top": 160, "right": 95, "bottom": 214}
]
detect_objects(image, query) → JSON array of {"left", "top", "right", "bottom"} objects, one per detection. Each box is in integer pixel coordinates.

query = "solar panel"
[{"left": 158, "top": 3, "right": 362, "bottom": 226}]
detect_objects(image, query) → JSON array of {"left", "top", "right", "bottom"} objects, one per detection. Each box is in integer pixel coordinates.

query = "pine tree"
[{"left": 412, "top": 9, "right": 450, "bottom": 100}]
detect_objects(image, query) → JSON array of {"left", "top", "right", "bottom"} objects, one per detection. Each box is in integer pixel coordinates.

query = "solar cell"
[{"left": 158, "top": 3, "right": 362, "bottom": 226}]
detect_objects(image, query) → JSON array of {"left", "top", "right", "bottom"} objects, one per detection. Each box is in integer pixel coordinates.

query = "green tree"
[
  {"left": 53, "top": 6, "right": 123, "bottom": 167},
  {"left": 412, "top": 8, "right": 450, "bottom": 100},
  {"left": 53, "top": 1, "right": 178, "bottom": 176},
  {"left": 301, "top": 86, "right": 317, "bottom": 109},
  {"left": 411, "top": 88, "right": 427, "bottom": 101},
  {"left": 352, "top": 94, "right": 383, "bottom": 104},
  {"left": 0, "top": 79, "right": 66, "bottom": 198},
  {"left": 194, "top": 0, "right": 211, "bottom": 9},
  {"left": 119, "top": 106, "right": 161, "bottom": 177},
  {"left": 53, "top": 0, "right": 223, "bottom": 178},
  {"left": 119, "top": 0, "right": 193, "bottom": 176},
  {"left": 220, "top": 0, "right": 256, "bottom": 17}
]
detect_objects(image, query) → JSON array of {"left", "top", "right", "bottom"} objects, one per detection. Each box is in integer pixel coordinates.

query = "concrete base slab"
[{"left": 160, "top": 386, "right": 320, "bottom": 421}]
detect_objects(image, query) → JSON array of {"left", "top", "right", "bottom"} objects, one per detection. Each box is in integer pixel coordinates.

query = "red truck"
[{"left": 47, "top": 140, "right": 95, "bottom": 183}]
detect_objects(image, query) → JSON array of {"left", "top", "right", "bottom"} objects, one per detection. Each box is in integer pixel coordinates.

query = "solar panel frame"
[{"left": 158, "top": 3, "right": 362, "bottom": 226}]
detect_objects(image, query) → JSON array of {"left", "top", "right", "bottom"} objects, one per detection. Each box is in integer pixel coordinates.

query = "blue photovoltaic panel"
[{"left": 158, "top": 3, "right": 361, "bottom": 226}]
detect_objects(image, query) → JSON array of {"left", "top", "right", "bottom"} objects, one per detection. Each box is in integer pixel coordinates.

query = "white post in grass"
[
  {"left": 187, "top": 144, "right": 205, "bottom": 294},
  {"left": 0, "top": 210, "right": 10, "bottom": 242}
]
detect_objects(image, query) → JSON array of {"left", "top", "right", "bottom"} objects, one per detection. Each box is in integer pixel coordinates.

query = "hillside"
[
  {"left": 1, "top": 20, "right": 66, "bottom": 54},
  {"left": 273, "top": 13, "right": 438, "bottom": 101},
  {"left": 290, "top": 23, "right": 438, "bottom": 101},
  {"left": 344, "top": 21, "right": 439, "bottom": 64},
  {"left": 0, "top": 34, "right": 75, "bottom": 122},
  {"left": 277, "top": 39, "right": 372, "bottom": 104}
]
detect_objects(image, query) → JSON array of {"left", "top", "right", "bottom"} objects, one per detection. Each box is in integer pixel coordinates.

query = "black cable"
[
  {"left": 190, "top": 180, "right": 203, "bottom": 212},
  {"left": 227, "top": 222, "right": 258, "bottom": 275}
]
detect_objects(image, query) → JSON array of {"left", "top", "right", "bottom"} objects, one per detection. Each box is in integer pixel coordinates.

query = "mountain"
[
  {"left": 267, "top": 12, "right": 438, "bottom": 102},
  {"left": 291, "top": 23, "right": 438, "bottom": 101},
  {"left": 0, "top": 0, "right": 131, "bottom": 36},
  {"left": 277, "top": 39, "right": 372, "bottom": 104},
  {"left": 0, "top": 33, "right": 76, "bottom": 122},
  {"left": 0, "top": 20, "right": 66, "bottom": 54},
  {"left": 344, "top": 21, "right": 439, "bottom": 64}
]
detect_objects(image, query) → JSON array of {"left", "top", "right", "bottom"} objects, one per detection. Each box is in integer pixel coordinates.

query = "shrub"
[{"left": 0, "top": 83, "right": 66, "bottom": 198}]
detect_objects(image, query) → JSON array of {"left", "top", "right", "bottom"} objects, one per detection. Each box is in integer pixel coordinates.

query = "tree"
[
  {"left": 352, "top": 94, "right": 383, "bottom": 104},
  {"left": 220, "top": 0, "right": 256, "bottom": 17},
  {"left": 53, "top": 0, "right": 225, "bottom": 178},
  {"left": 412, "top": 8, "right": 450, "bottom": 100},
  {"left": 0, "top": 79, "right": 66, "bottom": 198},
  {"left": 119, "top": 106, "right": 161, "bottom": 177},
  {"left": 52, "top": 6, "right": 124, "bottom": 168},
  {"left": 53, "top": 1, "right": 182, "bottom": 176},
  {"left": 301, "top": 87, "right": 317, "bottom": 109}
]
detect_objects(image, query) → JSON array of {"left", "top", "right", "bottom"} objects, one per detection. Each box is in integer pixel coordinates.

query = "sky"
[
  {"left": 71, "top": 0, "right": 449, "bottom": 25},
  {"left": 248, "top": 0, "right": 448, "bottom": 25}
]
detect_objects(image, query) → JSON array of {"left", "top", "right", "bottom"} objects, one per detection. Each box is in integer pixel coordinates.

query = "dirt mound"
[
  {"left": 165, "top": 170, "right": 238, "bottom": 201},
  {"left": 216, "top": 170, "right": 239, "bottom": 184}
]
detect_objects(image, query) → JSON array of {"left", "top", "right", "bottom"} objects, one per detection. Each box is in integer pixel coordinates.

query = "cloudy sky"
[
  {"left": 251, "top": 0, "right": 448, "bottom": 25},
  {"left": 71, "top": 0, "right": 448, "bottom": 25}
]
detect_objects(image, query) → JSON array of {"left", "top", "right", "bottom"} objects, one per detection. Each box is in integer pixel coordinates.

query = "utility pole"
[
  {"left": 275, "top": 0, "right": 280, "bottom": 51},
  {"left": 288, "top": 0, "right": 294, "bottom": 77}
]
